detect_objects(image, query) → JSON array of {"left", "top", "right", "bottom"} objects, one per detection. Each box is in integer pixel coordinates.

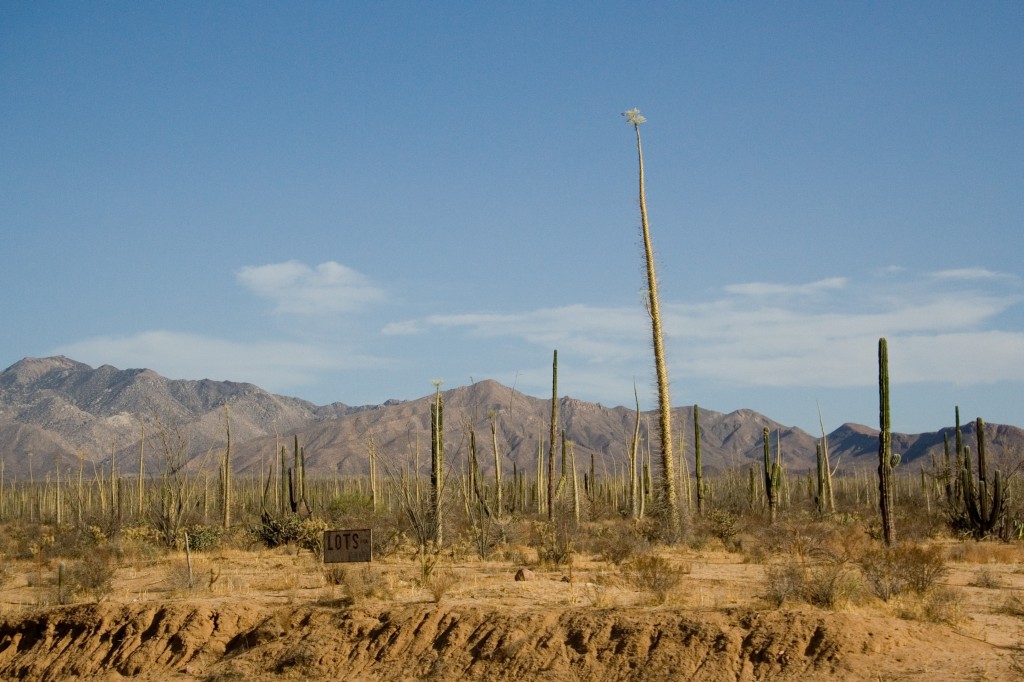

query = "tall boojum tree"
[{"left": 623, "top": 108, "right": 680, "bottom": 539}]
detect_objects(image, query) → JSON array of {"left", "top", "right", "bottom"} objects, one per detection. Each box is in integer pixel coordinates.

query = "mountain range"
[{"left": 0, "top": 356, "right": 1020, "bottom": 481}]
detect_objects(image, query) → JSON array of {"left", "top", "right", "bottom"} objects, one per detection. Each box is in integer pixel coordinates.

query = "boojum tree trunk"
[{"left": 624, "top": 108, "right": 680, "bottom": 539}]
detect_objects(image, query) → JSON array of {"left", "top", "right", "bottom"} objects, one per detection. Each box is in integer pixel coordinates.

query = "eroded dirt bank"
[{"left": 0, "top": 601, "right": 1013, "bottom": 681}]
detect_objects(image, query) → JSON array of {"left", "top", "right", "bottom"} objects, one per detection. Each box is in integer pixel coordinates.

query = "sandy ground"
[{"left": 1, "top": 542, "right": 1023, "bottom": 681}]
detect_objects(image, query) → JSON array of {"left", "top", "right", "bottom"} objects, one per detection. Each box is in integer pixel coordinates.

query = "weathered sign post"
[{"left": 323, "top": 528, "right": 372, "bottom": 564}]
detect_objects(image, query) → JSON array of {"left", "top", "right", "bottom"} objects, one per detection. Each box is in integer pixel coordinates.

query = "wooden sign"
[{"left": 323, "top": 528, "right": 372, "bottom": 563}]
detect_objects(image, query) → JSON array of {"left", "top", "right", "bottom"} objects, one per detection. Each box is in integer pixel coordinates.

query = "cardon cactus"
[
  {"left": 762, "top": 427, "right": 782, "bottom": 524},
  {"left": 877, "top": 338, "right": 896, "bottom": 546},
  {"left": 954, "top": 417, "right": 1006, "bottom": 539}
]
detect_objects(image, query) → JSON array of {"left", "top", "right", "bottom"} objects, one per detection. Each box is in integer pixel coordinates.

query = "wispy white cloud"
[
  {"left": 386, "top": 273, "right": 1024, "bottom": 392},
  {"left": 49, "top": 270, "right": 1023, "bottom": 419},
  {"left": 386, "top": 305, "right": 648, "bottom": 364},
  {"left": 53, "top": 330, "right": 383, "bottom": 393},
  {"left": 929, "top": 267, "right": 1018, "bottom": 282},
  {"left": 724, "top": 277, "right": 847, "bottom": 297},
  {"left": 236, "top": 261, "right": 386, "bottom": 315}
]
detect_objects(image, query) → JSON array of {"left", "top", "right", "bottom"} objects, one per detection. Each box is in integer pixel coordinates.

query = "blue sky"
[{"left": 2, "top": 2, "right": 1022, "bottom": 434}]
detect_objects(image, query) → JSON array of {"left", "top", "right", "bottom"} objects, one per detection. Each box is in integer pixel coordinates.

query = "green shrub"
[
  {"left": 708, "top": 510, "right": 741, "bottom": 548},
  {"left": 249, "top": 514, "right": 305, "bottom": 549},
  {"left": 185, "top": 525, "right": 223, "bottom": 552},
  {"left": 296, "top": 518, "right": 329, "bottom": 558}
]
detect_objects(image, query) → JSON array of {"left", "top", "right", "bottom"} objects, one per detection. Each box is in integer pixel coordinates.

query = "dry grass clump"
[
  {"left": 582, "top": 571, "right": 624, "bottom": 608},
  {"left": 165, "top": 557, "right": 221, "bottom": 593},
  {"left": 970, "top": 566, "right": 1005, "bottom": 589},
  {"left": 999, "top": 592, "right": 1024, "bottom": 618},
  {"left": 584, "top": 522, "right": 651, "bottom": 565},
  {"left": 947, "top": 541, "right": 1020, "bottom": 564},
  {"left": 762, "top": 559, "right": 862, "bottom": 609},
  {"left": 763, "top": 561, "right": 804, "bottom": 607},
  {"left": 424, "top": 567, "right": 457, "bottom": 602},
  {"left": 897, "top": 587, "right": 966, "bottom": 625},
  {"left": 324, "top": 564, "right": 394, "bottom": 604},
  {"left": 620, "top": 552, "right": 689, "bottom": 605}
]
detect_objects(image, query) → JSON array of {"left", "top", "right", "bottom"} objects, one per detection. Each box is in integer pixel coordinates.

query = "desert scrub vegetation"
[{"left": 0, "top": 388, "right": 1021, "bottom": 625}]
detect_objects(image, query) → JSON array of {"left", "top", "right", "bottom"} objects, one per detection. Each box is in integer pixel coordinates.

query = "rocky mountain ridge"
[{"left": 0, "top": 356, "right": 1020, "bottom": 480}]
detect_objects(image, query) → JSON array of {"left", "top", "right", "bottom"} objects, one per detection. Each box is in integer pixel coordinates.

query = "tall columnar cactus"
[
  {"left": 815, "top": 443, "right": 826, "bottom": 515},
  {"left": 548, "top": 350, "right": 558, "bottom": 521},
  {"left": 816, "top": 403, "right": 835, "bottom": 515},
  {"left": 489, "top": 410, "right": 502, "bottom": 518},
  {"left": 941, "top": 433, "right": 955, "bottom": 508},
  {"left": 762, "top": 427, "right": 782, "bottom": 524},
  {"left": 623, "top": 108, "right": 680, "bottom": 539},
  {"left": 629, "top": 384, "right": 641, "bottom": 519},
  {"left": 287, "top": 435, "right": 306, "bottom": 514},
  {"left": 694, "top": 404, "right": 705, "bottom": 516},
  {"left": 430, "top": 380, "right": 444, "bottom": 547},
  {"left": 877, "top": 338, "right": 896, "bottom": 546},
  {"left": 222, "top": 404, "right": 231, "bottom": 529},
  {"left": 957, "top": 417, "right": 1006, "bottom": 538}
]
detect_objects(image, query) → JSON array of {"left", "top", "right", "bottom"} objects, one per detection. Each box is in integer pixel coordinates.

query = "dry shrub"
[
  {"left": 116, "top": 525, "right": 162, "bottom": 569},
  {"left": 497, "top": 543, "right": 535, "bottom": 566},
  {"left": 756, "top": 519, "right": 868, "bottom": 609},
  {"left": 249, "top": 515, "right": 328, "bottom": 556},
  {"left": 424, "top": 568, "right": 457, "bottom": 602},
  {"left": 0, "top": 557, "right": 14, "bottom": 587},
  {"left": 804, "top": 563, "right": 862, "bottom": 609},
  {"left": 859, "top": 543, "right": 947, "bottom": 601},
  {"left": 947, "top": 541, "right": 1019, "bottom": 564},
  {"left": 999, "top": 592, "right": 1024, "bottom": 618},
  {"left": 923, "top": 587, "right": 966, "bottom": 625},
  {"left": 621, "top": 553, "right": 687, "bottom": 605},
  {"left": 896, "top": 506, "right": 947, "bottom": 542},
  {"left": 587, "top": 523, "right": 650, "bottom": 566},
  {"left": 752, "top": 518, "right": 871, "bottom": 567},
  {"left": 899, "top": 587, "right": 966, "bottom": 625},
  {"left": 530, "top": 521, "right": 575, "bottom": 568},
  {"left": 971, "top": 567, "right": 1005, "bottom": 589},
  {"left": 583, "top": 572, "right": 620, "bottom": 608},
  {"left": 166, "top": 557, "right": 206, "bottom": 593},
  {"left": 326, "top": 564, "right": 393, "bottom": 603},
  {"left": 763, "top": 561, "right": 804, "bottom": 607},
  {"left": 63, "top": 547, "right": 118, "bottom": 602},
  {"left": 763, "top": 559, "right": 861, "bottom": 609}
]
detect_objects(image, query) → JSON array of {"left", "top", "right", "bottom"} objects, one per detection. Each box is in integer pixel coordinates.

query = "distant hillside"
[
  {"left": 0, "top": 356, "right": 356, "bottom": 477},
  {"left": 0, "top": 357, "right": 1021, "bottom": 481}
]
